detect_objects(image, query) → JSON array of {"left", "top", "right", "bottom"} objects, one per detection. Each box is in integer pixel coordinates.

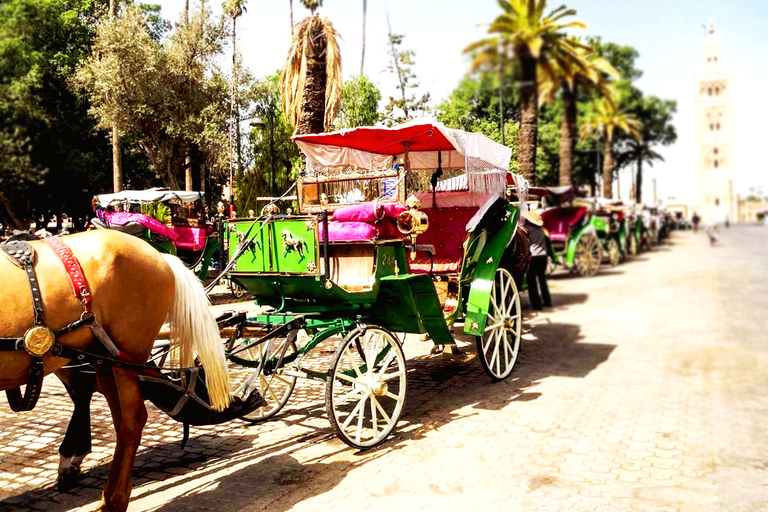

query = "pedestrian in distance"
[
  {"left": 523, "top": 210, "right": 552, "bottom": 311},
  {"left": 692, "top": 212, "right": 700, "bottom": 233}
]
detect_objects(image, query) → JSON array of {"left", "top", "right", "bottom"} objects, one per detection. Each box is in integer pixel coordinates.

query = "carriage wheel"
[
  {"left": 229, "top": 279, "right": 247, "bottom": 299},
  {"left": 607, "top": 239, "right": 621, "bottom": 267},
  {"left": 231, "top": 335, "right": 298, "bottom": 423},
  {"left": 546, "top": 257, "right": 557, "bottom": 276},
  {"left": 629, "top": 233, "right": 638, "bottom": 256},
  {"left": 476, "top": 267, "right": 521, "bottom": 381},
  {"left": 574, "top": 235, "right": 601, "bottom": 277},
  {"left": 325, "top": 326, "right": 407, "bottom": 449}
]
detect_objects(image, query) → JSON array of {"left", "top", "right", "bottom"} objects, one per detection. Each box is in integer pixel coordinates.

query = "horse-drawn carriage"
[
  {"left": 524, "top": 186, "right": 602, "bottom": 277},
  {"left": 222, "top": 121, "right": 530, "bottom": 448},
  {"left": 92, "top": 188, "right": 220, "bottom": 281}
]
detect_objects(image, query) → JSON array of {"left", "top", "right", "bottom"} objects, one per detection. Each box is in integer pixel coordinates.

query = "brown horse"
[{"left": 0, "top": 229, "right": 230, "bottom": 511}]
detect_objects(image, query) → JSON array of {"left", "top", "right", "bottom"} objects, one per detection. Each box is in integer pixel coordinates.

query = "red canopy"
[{"left": 292, "top": 123, "right": 457, "bottom": 154}]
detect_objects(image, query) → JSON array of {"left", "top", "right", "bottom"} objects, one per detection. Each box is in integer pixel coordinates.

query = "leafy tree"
[
  {"left": 223, "top": 0, "right": 247, "bottom": 188},
  {"left": 74, "top": 3, "right": 230, "bottom": 191},
  {"left": 615, "top": 95, "right": 676, "bottom": 202},
  {"left": 0, "top": 0, "right": 114, "bottom": 230},
  {"left": 238, "top": 71, "right": 301, "bottom": 214},
  {"left": 281, "top": 0, "right": 342, "bottom": 135},
  {"left": 539, "top": 39, "right": 619, "bottom": 186},
  {"left": 334, "top": 75, "right": 382, "bottom": 129},
  {"left": 383, "top": 19, "right": 429, "bottom": 126},
  {"left": 465, "top": 0, "right": 585, "bottom": 183},
  {"left": 580, "top": 97, "right": 641, "bottom": 199}
]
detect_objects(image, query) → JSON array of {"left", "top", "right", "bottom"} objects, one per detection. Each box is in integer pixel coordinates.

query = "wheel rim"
[
  {"left": 477, "top": 268, "right": 521, "bottom": 381},
  {"left": 575, "top": 235, "right": 601, "bottom": 277},
  {"left": 608, "top": 239, "right": 620, "bottom": 266},
  {"left": 231, "top": 336, "right": 298, "bottom": 423},
  {"left": 629, "top": 234, "right": 637, "bottom": 256},
  {"left": 327, "top": 327, "right": 406, "bottom": 448},
  {"left": 546, "top": 258, "right": 557, "bottom": 276}
]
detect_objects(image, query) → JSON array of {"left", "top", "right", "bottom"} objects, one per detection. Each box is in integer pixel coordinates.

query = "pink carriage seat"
[
  {"left": 103, "top": 211, "right": 178, "bottom": 241},
  {"left": 319, "top": 202, "right": 406, "bottom": 242},
  {"left": 409, "top": 206, "right": 479, "bottom": 274},
  {"left": 173, "top": 226, "right": 207, "bottom": 251},
  {"left": 541, "top": 207, "right": 587, "bottom": 241}
]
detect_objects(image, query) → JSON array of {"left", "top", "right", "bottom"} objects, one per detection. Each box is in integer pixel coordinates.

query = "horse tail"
[{"left": 162, "top": 254, "right": 231, "bottom": 411}]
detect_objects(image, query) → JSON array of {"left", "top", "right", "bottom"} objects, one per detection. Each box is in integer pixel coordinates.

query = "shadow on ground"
[{"left": 0, "top": 321, "right": 615, "bottom": 512}]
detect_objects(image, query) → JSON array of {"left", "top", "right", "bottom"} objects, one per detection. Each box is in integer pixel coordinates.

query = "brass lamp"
[{"left": 397, "top": 194, "right": 429, "bottom": 260}]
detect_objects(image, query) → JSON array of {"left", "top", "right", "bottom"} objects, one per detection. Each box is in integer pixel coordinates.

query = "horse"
[{"left": 0, "top": 229, "right": 230, "bottom": 512}]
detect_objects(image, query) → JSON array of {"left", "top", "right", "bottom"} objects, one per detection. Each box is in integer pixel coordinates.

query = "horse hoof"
[{"left": 57, "top": 469, "right": 81, "bottom": 492}]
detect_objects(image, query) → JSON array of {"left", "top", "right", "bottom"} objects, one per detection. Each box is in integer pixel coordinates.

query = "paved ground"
[{"left": 1, "top": 226, "right": 767, "bottom": 511}]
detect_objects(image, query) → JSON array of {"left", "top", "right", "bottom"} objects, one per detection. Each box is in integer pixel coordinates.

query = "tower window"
[
  {"left": 708, "top": 58, "right": 711, "bottom": 62},
  {"left": 710, "top": 124, "right": 714, "bottom": 130},
  {"left": 717, "top": 123, "right": 720, "bottom": 130},
  {"left": 715, "top": 87, "right": 720, "bottom": 95},
  {"left": 708, "top": 88, "right": 713, "bottom": 96},
  {"left": 714, "top": 148, "right": 718, "bottom": 155},
  {"left": 714, "top": 57, "right": 718, "bottom": 63},
  {"left": 714, "top": 160, "right": 719, "bottom": 168}
]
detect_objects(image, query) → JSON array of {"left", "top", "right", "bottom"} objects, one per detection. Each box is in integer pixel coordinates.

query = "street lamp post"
[{"left": 251, "top": 105, "right": 276, "bottom": 197}]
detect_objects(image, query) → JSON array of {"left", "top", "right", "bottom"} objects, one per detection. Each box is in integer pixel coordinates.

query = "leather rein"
[{"left": 0, "top": 237, "right": 132, "bottom": 412}]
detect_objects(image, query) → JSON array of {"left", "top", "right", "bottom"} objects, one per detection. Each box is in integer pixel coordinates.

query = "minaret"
[{"left": 695, "top": 20, "right": 735, "bottom": 222}]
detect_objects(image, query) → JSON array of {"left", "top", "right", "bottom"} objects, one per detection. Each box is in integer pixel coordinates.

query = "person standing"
[{"left": 523, "top": 210, "right": 552, "bottom": 310}]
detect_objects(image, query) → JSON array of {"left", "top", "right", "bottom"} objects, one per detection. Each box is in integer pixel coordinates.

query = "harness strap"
[{"left": 43, "top": 237, "right": 92, "bottom": 313}]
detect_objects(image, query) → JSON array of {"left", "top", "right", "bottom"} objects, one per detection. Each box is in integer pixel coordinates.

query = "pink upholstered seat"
[
  {"left": 541, "top": 207, "right": 587, "bottom": 241},
  {"left": 173, "top": 226, "right": 207, "bottom": 251},
  {"left": 409, "top": 206, "right": 479, "bottom": 274}
]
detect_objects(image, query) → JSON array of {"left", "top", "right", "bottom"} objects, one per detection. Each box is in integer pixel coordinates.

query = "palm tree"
[
  {"left": 539, "top": 39, "right": 619, "bottom": 186},
  {"left": 617, "top": 140, "right": 663, "bottom": 203},
  {"left": 581, "top": 97, "right": 641, "bottom": 199},
  {"left": 281, "top": 0, "right": 342, "bottom": 134},
  {"left": 465, "top": 0, "right": 585, "bottom": 184},
  {"left": 224, "top": 0, "right": 247, "bottom": 194},
  {"left": 289, "top": 0, "right": 294, "bottom": 37}
]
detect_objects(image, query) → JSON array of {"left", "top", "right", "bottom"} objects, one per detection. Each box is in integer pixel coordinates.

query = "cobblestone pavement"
[{"left": 1, "top": 227, "right": 768, "bottom": 511}]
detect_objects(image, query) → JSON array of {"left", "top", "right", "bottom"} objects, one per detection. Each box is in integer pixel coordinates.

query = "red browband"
[{"left": 43, "top": 237, "right": 92, "bottom": 314}]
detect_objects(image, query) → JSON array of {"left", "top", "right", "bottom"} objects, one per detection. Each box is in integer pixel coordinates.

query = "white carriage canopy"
[
  {"left": 293, "top": 120, "right": 521, "bottom": 197},
  {"left": 95, "top": 188, "right": 203, "bottom": 208}
]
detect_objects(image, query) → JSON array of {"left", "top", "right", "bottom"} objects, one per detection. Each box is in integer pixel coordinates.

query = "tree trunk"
[
  {"left": 112, "top": 125, "right": 122, "bottom": 192},
  {"left": 184, "top": 0, "right": 189, "bottom": 24},
  {"left": 296, "top": 18, "right": 327, "bottom": 135},
  {"left": 233, "top": 17, "right": 242, "bottom": 178},
  {"left": 635, "top": 154, "right": 643, "bottom": 203},
  {"left": 185, "top": 156, "right": 193, "bottom": 191},
  {"left": 559, "top": 84, "right": 577, "bottom": 187},
  {"left": 289, "top": 0, "right": 294, "bottom": 37},
  {"left": 360, "top": 0, "right": 366, "bottom": 76},
  {"left": 517, "top": 53, "right": 538, "bottom": 184},
  {"left": 602, "top": 135, "right": 614, "bottom": 199}
]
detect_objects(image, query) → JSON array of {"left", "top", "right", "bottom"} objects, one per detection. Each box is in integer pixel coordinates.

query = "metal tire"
[
  {"left": 325, "top": 326, "right": 407, "bottom": 449},
  {"left": 546, "top": 257, "right": 557, "bottom": 276},
  {"left": 476, "top": 267, "right": 522, "bottom": 381},
  {"left": 574, "top": 235, "right": 601, "bottom": 277},
  {"left": 629, "top": 233, "right": 638, "bottom": 256}
]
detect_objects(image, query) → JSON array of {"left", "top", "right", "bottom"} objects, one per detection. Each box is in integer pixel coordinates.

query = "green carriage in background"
[
  {"left": 526, "top": 186, "right": 603, "bottom": 277},
  {"left": 92, "top": 189, "right": 220, "bottom": 281},
  {"left": 577, "top": 198, "right": 629, "bottom": 267},
  {"left": 221, "top": 121, "right": 530, "bottom": 449}
]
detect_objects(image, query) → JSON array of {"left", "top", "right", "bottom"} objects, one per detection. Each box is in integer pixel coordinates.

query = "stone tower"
[{"left": 695, "top": 20, "right": 735, "bottom": 222}]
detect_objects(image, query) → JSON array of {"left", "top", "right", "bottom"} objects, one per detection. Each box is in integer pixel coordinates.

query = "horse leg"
[
  {"left": 95, "top": 366, "right": 147, "bottom": 512},
  {"left": 57, "top": 368, "right": 97, "bottom": 491}
]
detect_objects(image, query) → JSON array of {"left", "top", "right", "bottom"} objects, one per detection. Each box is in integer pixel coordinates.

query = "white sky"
[{"left": 155, "top": 0, "right": 768, "bottom": 204}]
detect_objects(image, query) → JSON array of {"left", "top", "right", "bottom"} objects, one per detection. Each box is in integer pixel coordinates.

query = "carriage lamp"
[{"left": 397, "top": 194, "right": 429, "bottom": 260}]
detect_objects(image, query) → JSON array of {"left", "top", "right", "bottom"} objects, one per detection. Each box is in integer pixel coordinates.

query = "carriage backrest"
[
  {"left": 416, "top": 206, "right": 479, "bottom": 262},
  {"left": 541, "top": 206, "right": 588, "bottom": 239}
]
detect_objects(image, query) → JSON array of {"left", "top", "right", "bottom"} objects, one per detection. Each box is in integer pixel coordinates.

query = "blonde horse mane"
[{"left": 162, "top": 255, "right": 231, "bottom": 411}]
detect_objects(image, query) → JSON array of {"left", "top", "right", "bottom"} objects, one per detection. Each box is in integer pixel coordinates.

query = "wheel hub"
[{"left": 371, "top": 381, "right": 388, "bottom": 397}]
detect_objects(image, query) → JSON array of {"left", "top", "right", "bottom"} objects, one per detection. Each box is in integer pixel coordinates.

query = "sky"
[{"left": 155, "top": 0, "right": 768, "bottom": 204}]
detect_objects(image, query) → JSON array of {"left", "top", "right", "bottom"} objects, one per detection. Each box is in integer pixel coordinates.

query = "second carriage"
[{"left": 222, "top": 121, "right": 531, "bottom": 448}]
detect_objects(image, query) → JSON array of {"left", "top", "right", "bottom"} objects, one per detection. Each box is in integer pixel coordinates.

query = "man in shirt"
[{"left": 523, "top": 209, "right": 552, "bottom": 310}]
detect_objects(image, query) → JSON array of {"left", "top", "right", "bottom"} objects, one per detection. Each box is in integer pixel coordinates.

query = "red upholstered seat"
[
  {"left": 541, "top": 206, "right": 587, "bottom": 240},
  {"left": 409, "top": 206, "right": 479, "bottom": 274},
  {"left": 173, "top": 226, "right": 207, "bottom": 251}
]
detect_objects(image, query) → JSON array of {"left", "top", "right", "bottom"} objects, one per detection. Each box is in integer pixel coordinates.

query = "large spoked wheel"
[
  {"left": 229, "top": 279, "right": 247, "bottom": 299},
  {"left": 229, "top": 335, "right": 298, "bottom": 423},
  {"left": 476, "top": 267, "right": 522, "bottom": 381},
  {"left": 325, "top": 326, "right": 407, "bottom": 449},
  {"left": 574, "top": 234, "right": 601, "bottom": 277},
  {"left": 629, "top": 233, "right": 638, "bottom": 256},
  {"left": 607, "top": 238, "right": 620, "bottom": 267}
]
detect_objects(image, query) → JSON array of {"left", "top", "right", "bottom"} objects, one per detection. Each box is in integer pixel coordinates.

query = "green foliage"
[
  {"left": 140, "top": 201, "right": 170, "bottom": 223},
  {"left": 236, "top": 71, "right": 301, "bottom": 215},
  {"left": 384, "top": 25, "right": 429, "bottom": 126},
  {"left": 334, "top": 75, "right": 382, "bottom": 129},
  {"left": 73, "top": 3, "right": 230, "bottom": 191},
  {"left": 0, "top": 0, "right": 113, "bottom": 229}
]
